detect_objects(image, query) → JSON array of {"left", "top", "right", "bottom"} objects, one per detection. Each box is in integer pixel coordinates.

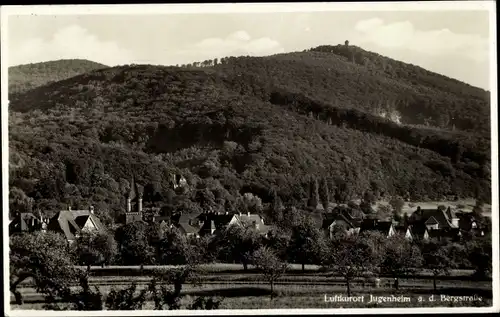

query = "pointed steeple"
[{"left": 128, "top": 174, "right": 138, "bottom": 201}]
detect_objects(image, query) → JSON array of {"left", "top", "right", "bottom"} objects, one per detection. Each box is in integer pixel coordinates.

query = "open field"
[
  {"left": 12, "top": 265, "right": 492, "bottom": 310},
  {"left": 12, "top": 282, "right": 492, "bottom": 309}
]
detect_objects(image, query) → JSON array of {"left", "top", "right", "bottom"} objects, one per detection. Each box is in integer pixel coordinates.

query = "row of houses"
[
  {"left": 322, "top": 205, "right": 485, "bottom": 241},
  {"left": 9, "top": 174, "right": 484, "bottom": 243}
]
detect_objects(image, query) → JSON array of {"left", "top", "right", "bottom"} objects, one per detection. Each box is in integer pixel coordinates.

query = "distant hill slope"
[
  {"left": 8, "top": 59, "right": 108, "bottom": 95},
  {"left": 213, "top": 46, "right": 490, "bottom": 136},
  {"left": 8, "top": 46, "right": 491, "bottom": 221}
]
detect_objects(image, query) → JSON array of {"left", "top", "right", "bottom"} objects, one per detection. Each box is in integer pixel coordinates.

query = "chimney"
[
  {"left": 138, "top": 196, "right": 143, "bottom": 213},
  {"left": 225, "top": 211, "right": 229, "bottom": 215},
  {"left": 247, "top": 212, "right": 251, "bottom": 217},
  {"left": 89, "top": 205, "right": 94, "bottom": 214},
  {"left": 127, "top": 197, "right": 131, "bottom": 213},
  {"left": 68, "top": 205, "right": 72, "bottom": 211}
]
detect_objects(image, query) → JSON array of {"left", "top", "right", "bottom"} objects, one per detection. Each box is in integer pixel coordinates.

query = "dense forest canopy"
[
  {"left": 7, "top": 44, "right": 491, "bottom": 224},
  {"left": 8, "top": 59, "right": 108, "bottom": 95}
]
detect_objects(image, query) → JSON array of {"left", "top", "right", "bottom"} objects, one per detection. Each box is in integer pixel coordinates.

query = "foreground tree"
[
  {"left": 288, "top": 216, "right": 328, "bottom": 271},
  {"left": 329, "top": 232, "right": 385, "bottom": 296},
  {"left": 215, "top": 223, "right": 263, "bottom": 271},
  {"left": 466, "top": 236, "right": 492, "bottom": 278},
  {"left": 114, "top": 221, "right": 156, "bottom": 265},
  {"left": 9, "top": 231, "right": 81, "bottom": 305},
  {"left": 158, "top": 227, "right": 200, "bottom": 265},
  {"left": 252, "top": 246, "right": 289, "bottom": 298},
  {"left": 380, "top": 234, "right": 423, "bottom": 290},
  {"left": 75, "top": 230, "right": 118, "bottom": 269},
  {"left": 421, "top": 239, "right": 456, "bottom": 291}
]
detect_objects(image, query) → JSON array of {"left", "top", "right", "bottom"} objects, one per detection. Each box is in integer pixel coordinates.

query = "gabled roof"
[
  {"left": 410, "top": 208, "right": 454, "bottom": 229},
  {"left": 48, "top": 211, "right": 81, "bottom": 241},
  {"left": 48, "top": 210, "right": 104, "bottom": 241},
  {"left": 425, "top": 216, "right": 439, "bottom": 225},
  {"left": 9, "top": 213, "right": 40, "bottom": 233},
  {"left": 322, "top": 212, "right": 355, "bottom": 230},
  {"left": 177, "top": 222, "right": 200, "bottom": 234},
  {"left": 394, "top": 225, "right": 411, "bottom": 234},
  {"left": 360, "top": 219, "right": 393, "bottom": 235}
]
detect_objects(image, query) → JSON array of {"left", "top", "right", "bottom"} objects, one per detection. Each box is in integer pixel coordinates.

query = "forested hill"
[
  {"left": 8, "top": 45, "right": 491, "bottom": 224},
  {"left": 8, "top": 59, "right": 108, "bottom": 95},
  {"left": 213, "top": 46, "right": 490, "bottom": 136}
]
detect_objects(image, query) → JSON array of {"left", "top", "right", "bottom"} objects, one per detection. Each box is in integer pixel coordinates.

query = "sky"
[{"left": 3, "top": 5, "right": 494, "bottom": 90}]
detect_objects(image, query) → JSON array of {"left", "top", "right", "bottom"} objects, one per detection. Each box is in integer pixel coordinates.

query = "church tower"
[{"left": 125, "top": 175, "right": 143, "bottom": 224}]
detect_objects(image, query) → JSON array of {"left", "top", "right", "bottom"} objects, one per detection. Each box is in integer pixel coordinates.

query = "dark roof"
[
  {"left": 322, "top": 212, "right": 355, "bottom": 230},
  {"left": 48, "top": 210, "right": 104, "bottom": 241},
  {"left": 9, "top": 213, "right": 40, "bottom": 234},
  {"left": 410, "top": 208, "right": 454, "bottom": 229},
  {"left": 428, "top": 228, "right": 462, "bottom": 240},
  {"left": 177, "top": 222, "right": 200, "bottom": 234},
  {"left": 394, "top": 225, "right": 410, "bottom": 235},
  {"left": 127, "top": 175, "right": 143, "bottom": 201},
  {"left": 74, "top": 215, "right": 90, "bottom": 228},
  {"left": 360, "top": 219, "right": 393, "bottom": 234},
  {"left": 408, "top": 223, "right": 428, "bottom": 239}
]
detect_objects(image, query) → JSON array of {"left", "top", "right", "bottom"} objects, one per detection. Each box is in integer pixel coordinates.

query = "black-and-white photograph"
[{"left": 1, "top": 2, "right": 498, "bottom": 315}]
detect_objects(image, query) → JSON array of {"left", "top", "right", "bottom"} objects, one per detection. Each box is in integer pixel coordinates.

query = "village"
[{"left": 9, "top": 172, "right": 489, "bottom": 250}]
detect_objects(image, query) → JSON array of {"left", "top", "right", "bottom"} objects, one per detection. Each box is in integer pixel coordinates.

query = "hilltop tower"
[{"left": 125, "top": 175, "right": 143, "bottom": 224}]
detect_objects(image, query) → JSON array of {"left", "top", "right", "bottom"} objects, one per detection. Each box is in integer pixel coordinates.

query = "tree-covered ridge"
[
  {"left": 8, "top": 59, "right": 108, "bottom": 95},
  {"left": 213, "top": 50, "right": 490, "bottom": 136},
  {"left": 8, "top": 62, "right": 491, "bottom": 223}
]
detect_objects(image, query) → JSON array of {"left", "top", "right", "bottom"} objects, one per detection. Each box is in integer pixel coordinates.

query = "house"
[
  {"left": 332, "top": 205, "right": 365, "bottom": 227},
  {"left": 409, "top": 206, "right": 462, "bottom": 240},
  {"left": 428, "top": 227, "right": 463, "bottom": 242},
  {"left": 409, "top": 223, "right": 430, "bottom": 241},
  {"left": 9, "top": 212, "right": 43, "bottom": 235},
  {"left": 359, "top": 219, "right": 396, "bottom": 238},
  {"left": 47, "top": 206, "right": 105, "bottom": 243},
  {"left": 456, "top": 212, "right": 486, "bottom": 237},
  {"left": 409, "top": 206, "right": 459, "bottom": 230},
  {"left": 172, "top": 174, "right": 188, "bottom": 191},
  {"left": 410, "top": 206, "right": 460, "bottom": 229},
  {"left": 174, "top": 214, "right": 201, "bottom": 238},
  {"left": 197, "top": 211, "right": 270, "bottom": 237},
  {"left": 394, "top": 225, "right": 413, "bottom": 241},
  {"left": 321, "top": 212, "right": 360, "bottom": 239}
]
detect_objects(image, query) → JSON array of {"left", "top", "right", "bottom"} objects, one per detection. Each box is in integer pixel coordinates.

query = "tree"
[
  {"left": 215, "top": 223, "right": 263, "bottom": 271},
  {"left": 389, "top": 196, "right": 405, "bottom": 215},
  {"left": 319, "top": 178, "right": 330, "bottom": 210},
  {"left": 329, "top": 232, "right": 385, "bottom": 296},
  {"left": 105, "top": 283, "right": 148, "bottom": 310},
  {"left": 9, "top": 231, "right": 81, "bottom": 305},
  {"left": 252, "top": 246, "right": 289, "bottom": 298},
  {"left": 158, "top": 227, "right": 200, "bottom": 265},
  {"left": 307, "top": 178, "right": 320, "bottom": 209},
  {"left": 147, "top": 264, "right": 201, "bottom": 310},
  {"left": 9, "top": 186, "right": 34, "bottom": 217},
  {"left": 381, "top": 234, "right": 423, "bottom": 290},
  {"left": 115, "top": 221, "right": 156, "bottom": 265},
  {"left": 288, "top": 216, "right": 327, "bottom": 271},
  {"left": 466, "top": 237, "right": 492, "bottom": 278},
  {"left": 421, "top": 239, "right": 456, "bottom": 291},
  {"left": 265, "top": 227, "right": 291, "bottom": 261},
  {"left": 75, "top": 230, "right": 118, "bottom": 269}
]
